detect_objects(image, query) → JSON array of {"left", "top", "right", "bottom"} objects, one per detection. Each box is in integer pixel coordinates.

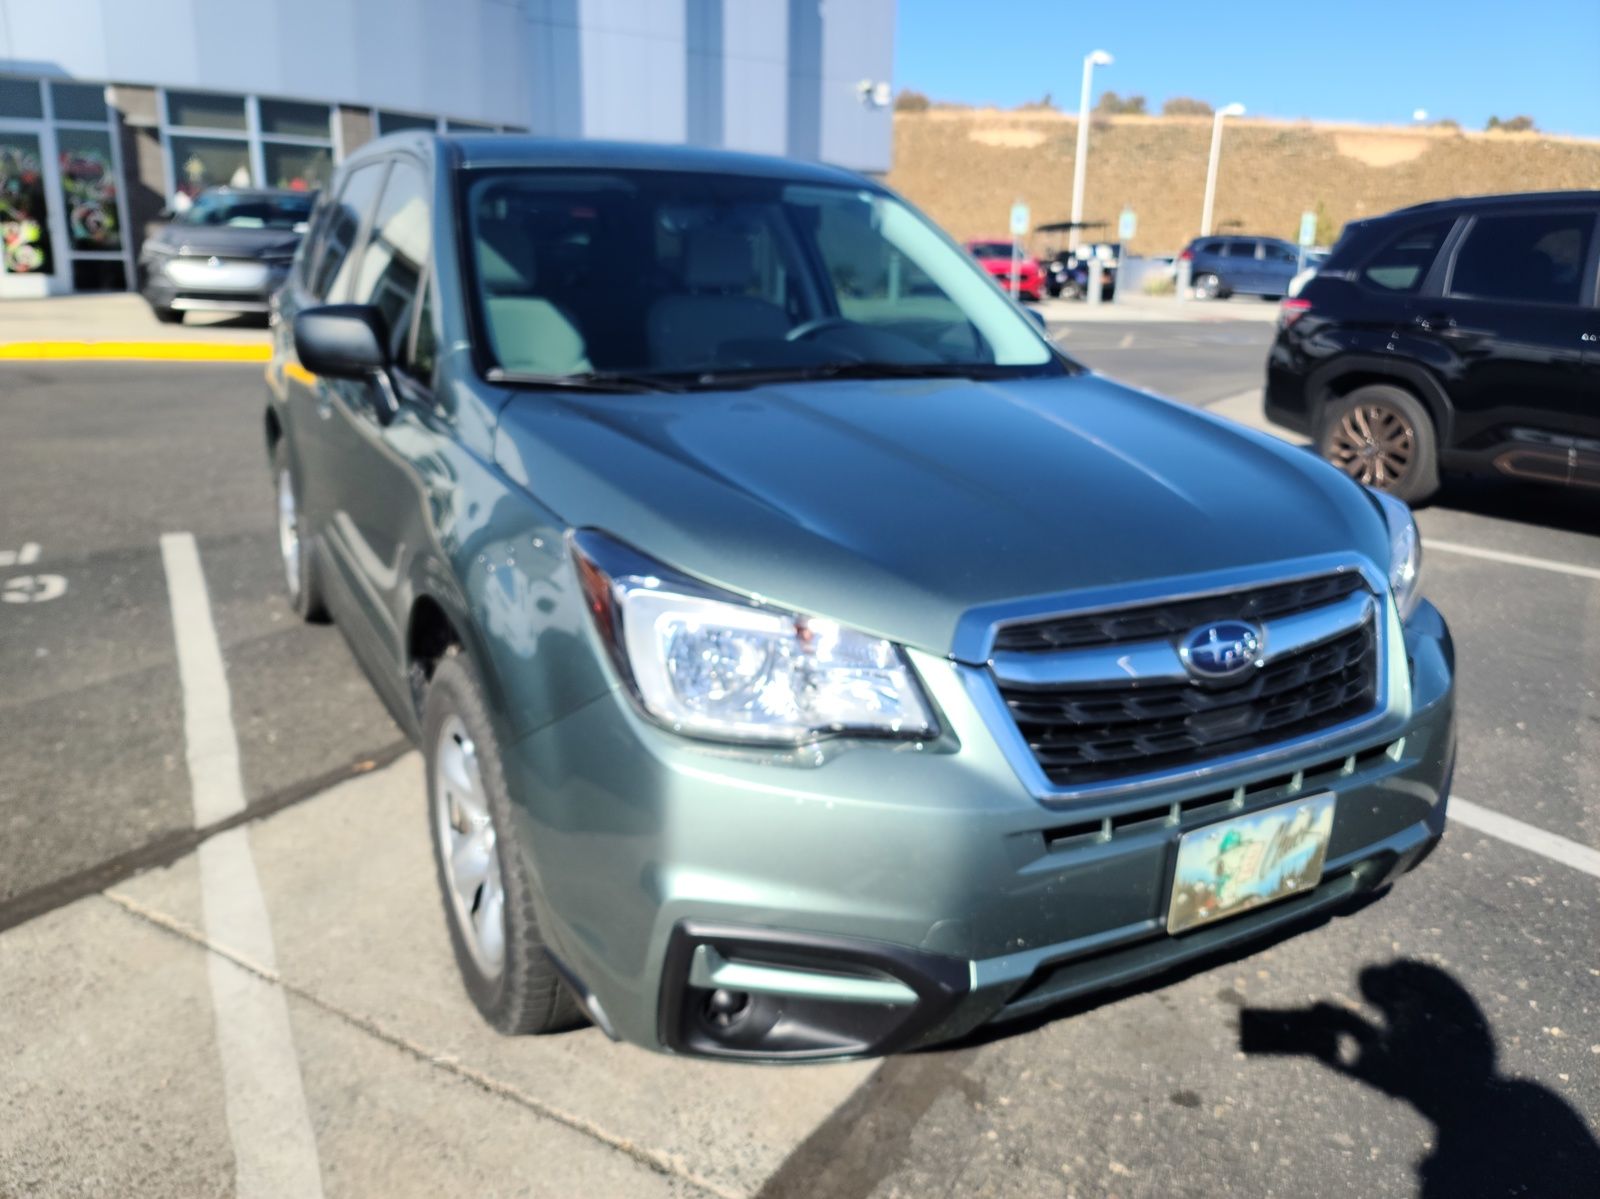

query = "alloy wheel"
[
  {"left": 434, "top": 716, "right": 506, "bottom": 979},
  {"left": 1328, "top": 403, "right": 1415, "bottom": 489}
]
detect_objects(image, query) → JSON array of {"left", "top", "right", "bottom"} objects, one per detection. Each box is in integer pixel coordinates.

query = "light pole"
[
  {"left": 1199, "top": 102, "right": 1245, "bottom": 237},
  {"left": 1069, "top": 49, "right": 1113, "bottom": 250}
]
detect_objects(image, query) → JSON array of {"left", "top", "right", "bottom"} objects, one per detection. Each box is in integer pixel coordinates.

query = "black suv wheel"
[{"left": 1318, "top": 385, "right": 1440, "bottom": 503}]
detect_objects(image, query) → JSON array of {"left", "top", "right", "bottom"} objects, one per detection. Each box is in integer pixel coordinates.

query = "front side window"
[
  {"left": 464, "top": 169, "right": 1059, "bottom": 383},
  {"left": 352, "top": 162, "right": 430, "bottom": 358},
  {"left": 1361, "top": 219, "right": 1453, "bottom": 294},
  {"left": 308, "top": 163, "right": 386, "bottom": 301},
  {"left": 1449, "top": 211, "right": 1595, "bottom": 306},
  {"left": 1225, "top": 241, "right": 1259, "bottom": 259}
]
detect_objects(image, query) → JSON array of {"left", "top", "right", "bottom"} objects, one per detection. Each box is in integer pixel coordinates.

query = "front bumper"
[
  {"left": 502, "top": 599, "right": 1454, "bottom": 1060},
  {"left": 140, "top": 257, "right": 288, "bottom": 313}
]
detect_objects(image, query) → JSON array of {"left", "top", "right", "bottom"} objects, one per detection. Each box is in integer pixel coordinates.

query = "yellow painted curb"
[{"left": 0, "top": 340, "right": 272, "bottom": 363}]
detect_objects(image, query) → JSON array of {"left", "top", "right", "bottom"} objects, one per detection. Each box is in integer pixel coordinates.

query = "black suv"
[{"left": 1266, "top": 190, "right": 1600, "bottom": 501}]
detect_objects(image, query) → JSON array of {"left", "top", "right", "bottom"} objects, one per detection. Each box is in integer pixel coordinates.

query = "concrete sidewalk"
[{"left": 0, "top": 294, "right": 270, "bottom": 360}]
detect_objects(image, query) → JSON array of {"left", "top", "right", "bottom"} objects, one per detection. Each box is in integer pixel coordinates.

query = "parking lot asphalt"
[{"left": 1, "top": 321, "right": 1596, "bottom": 1197}]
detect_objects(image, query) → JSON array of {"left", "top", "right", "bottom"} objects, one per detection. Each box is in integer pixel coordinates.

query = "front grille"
[
  {"left": 1000, "top": 620, "right": 1378, "bottom": 786},
  {"left": 993, "top": 571, "right": 1367, "bottom": 653}
]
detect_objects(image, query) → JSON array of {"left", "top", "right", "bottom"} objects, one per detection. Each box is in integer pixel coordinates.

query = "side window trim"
[{"left": 1442, "top": 207, "right": 1599, "bottom": 309}]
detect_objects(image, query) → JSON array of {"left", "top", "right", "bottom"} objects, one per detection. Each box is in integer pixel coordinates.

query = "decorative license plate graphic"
[{"left": 1167, "top": 793, "right": 1336, "bottom": 934}]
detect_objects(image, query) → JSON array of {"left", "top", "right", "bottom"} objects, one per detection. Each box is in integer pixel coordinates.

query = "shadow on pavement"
[
  {"left": 1240, "top": 959, "right": 1600, "bottom": 1198},
  {"left": 1427, "top": 475, "right": 1600, "bottom": 538}
]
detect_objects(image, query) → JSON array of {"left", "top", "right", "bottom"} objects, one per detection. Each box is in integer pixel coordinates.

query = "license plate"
[
  {"left": 166, "top": 259, "right": 268, "bottom": 290},
  {"left": 1167, "top": 794, "right": 1336, "bottom": 934}
]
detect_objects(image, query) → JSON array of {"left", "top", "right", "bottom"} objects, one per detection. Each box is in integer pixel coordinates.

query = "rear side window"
[
  {"left": 1197, "top": 241, "right": 1223, "bottom": 255},
  {"left": 1449, "top": 211, "right": 1594, "bottom": 306},
  {"left": 308, "top": 163, "right": 386, "bottom": 300},
  {"left": 1262, "top": 241, "right": 1297, "bottom": 263},
  {"left": 1225, "top": 241, "right": 1258, "bottom": 258},
  {"left": 1360, "top": 219, "right": 1454, "bottom": 293}
]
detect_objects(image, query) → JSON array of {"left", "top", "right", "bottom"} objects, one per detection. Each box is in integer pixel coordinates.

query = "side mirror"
[
  {"left": 156, "top": 206, "right": 174, "bottom": 222},
  {"left": 293, "top": 304, "right": 390, "bottom": 379},
  {"left": 1023, "top": 307, "right": 1049, "bottom": 331}
]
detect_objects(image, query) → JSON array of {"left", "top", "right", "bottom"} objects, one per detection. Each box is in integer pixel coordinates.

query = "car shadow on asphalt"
[
  {"left": 1239, "top": 959, "right": 1600, "bottom": 1198},
  {"left": 1427, "top": 475, "right": 1600, "bottom": 538}
]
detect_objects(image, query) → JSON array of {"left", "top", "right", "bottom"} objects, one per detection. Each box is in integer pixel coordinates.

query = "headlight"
[
  {"left": 572, "top": 531, "right": 935, "bottom": 745},
  {"left": 1372, "top": 490, "right": 1423, "bottom": 620}
]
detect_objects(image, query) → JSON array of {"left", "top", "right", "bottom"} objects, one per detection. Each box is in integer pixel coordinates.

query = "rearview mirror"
[{"left": 293, "top": 305, "right": 390, "bottom": 379}]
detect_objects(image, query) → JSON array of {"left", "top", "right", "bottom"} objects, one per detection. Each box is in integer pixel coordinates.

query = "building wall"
[{"left": 0, "top": 0, "right": 894, "bottom": 167}]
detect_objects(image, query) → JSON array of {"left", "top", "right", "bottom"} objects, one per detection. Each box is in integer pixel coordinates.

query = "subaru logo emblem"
[{"left": 1180, "top": 620, "right": 1265, "bottom": 681}]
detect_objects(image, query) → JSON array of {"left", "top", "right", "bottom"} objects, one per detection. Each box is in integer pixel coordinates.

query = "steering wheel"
[{"left": 785, "top": 316, "right": 857, "bottom": 343}]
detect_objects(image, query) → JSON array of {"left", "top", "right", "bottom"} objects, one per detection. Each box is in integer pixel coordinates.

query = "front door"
[{"left": 1420, "top": 207, "right": 1599, "bottom": 449}]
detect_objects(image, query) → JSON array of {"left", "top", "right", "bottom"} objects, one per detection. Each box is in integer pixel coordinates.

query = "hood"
[
  {"left": 147, "top": 223, "right": 301, "bottom": 258},
  {"left": 493, "top": 374, "right": 1390, "bottom": 658}
]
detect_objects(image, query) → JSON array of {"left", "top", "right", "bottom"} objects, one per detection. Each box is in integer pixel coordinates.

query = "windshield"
[
  {"left": 182, "top": 192, "right": 314, "bottom": 230},
  {"left": 968, "top": 242, "right": 1013, "bottom": 260},
  {"left": 464, "top": 169, "right": 1060, "bottom": 384}
]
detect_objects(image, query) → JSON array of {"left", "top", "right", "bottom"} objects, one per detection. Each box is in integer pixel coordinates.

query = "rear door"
[
  {"left": 1223, "top": 239, "right": 1261, "bottom": 293},
  {"left": 1418, "top": 206, "right": 1599, "bottom": 449}
]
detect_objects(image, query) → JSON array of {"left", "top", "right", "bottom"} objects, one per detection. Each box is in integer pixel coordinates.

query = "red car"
[{"left": 965, "top": 239, "right": 1042, "bottom": 300}]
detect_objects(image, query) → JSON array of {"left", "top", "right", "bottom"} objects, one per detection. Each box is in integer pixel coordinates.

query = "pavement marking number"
[
  {"left": 160, "top": 532, "right": 326, "bottom": 1199},
  {"left": 0, "top": 542, "right": 40, "bottom": 566},
  {"left": 2, "top": 574, "right": 67, "bottom": 603}
]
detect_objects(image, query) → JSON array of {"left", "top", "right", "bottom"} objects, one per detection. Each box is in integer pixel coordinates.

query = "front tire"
[
  {"left": 153, "top": 305, "right": 183, "bottom": 324},
  {"left": 424, "top": 653, "right": 585, "bottom": 1035},
  {"left": 273, "top": 440, "right": 327, "bottom": 621},
  {"left": 1318, "top": 385, "right": 1440, "bottom": 503}
]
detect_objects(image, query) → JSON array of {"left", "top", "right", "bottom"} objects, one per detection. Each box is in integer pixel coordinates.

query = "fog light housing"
[{"left": 659, "top": 922, "right": 970, "bottom": 1061}]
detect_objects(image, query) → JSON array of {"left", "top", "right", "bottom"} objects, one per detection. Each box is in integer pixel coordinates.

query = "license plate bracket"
[{"left": 1167, "top": 793, "right": 1337, "bottom": 934}]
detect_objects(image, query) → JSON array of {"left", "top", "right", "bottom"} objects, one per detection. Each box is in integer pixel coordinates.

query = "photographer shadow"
[{"left": 1241, "top": 959, "right": 1600, "bottom": 1197}]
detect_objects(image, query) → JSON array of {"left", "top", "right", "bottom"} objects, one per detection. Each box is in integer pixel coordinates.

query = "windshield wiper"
[{"left": 486, "top": 368, "right": 686, "bottom": 394}]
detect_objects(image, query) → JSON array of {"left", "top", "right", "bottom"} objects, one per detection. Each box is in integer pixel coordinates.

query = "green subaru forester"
[{"left": 265, "top": 134, "right": 1455, "bottom": 1061}]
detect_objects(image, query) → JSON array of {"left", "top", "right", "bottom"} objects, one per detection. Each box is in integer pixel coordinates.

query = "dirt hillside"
[{"left": 888, "top": 110, "right": 1600, "bottom": 255}]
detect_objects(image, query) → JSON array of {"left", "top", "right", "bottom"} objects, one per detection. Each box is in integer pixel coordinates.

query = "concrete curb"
[{"left": 0, "top": 340, "right": 271, "bottom": 363}]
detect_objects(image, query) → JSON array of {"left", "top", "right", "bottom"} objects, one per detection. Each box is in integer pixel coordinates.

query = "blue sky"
[{"left": 895, "top": 1, "right": 1600, "bottom": 138}]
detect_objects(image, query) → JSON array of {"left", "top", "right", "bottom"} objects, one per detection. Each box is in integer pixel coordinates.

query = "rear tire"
[
  {"left": 153, "top": 306, "right": 183, "bottom": 324},
  {"left": 1193, "top": 272, "right": 1226, "bottom": 300},
  {"left": 424, "top": 653, "right": 586, "bottom": 1036},
  {"left": 273, "top": 439, "right": 328, "bottom": 621},
  {"left": 1318, "top": 385, "right": 1440, "bottom": 503}
]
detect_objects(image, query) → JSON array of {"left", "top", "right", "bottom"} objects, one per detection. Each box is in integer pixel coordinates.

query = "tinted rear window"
[
  {"left": 1225, "top": 241, "right": 1258, "bottom": 258},
  {"left": 1449, "top": 211, "right": 1595, "bottom": 306},
  {"left": 1360, "top": 219, "right": 1454, "bottom": 293}
]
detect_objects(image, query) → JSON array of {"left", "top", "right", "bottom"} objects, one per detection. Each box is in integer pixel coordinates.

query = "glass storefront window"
[
  {"left": 259, "top": 99, "right": 331, "bottom": 139},
  {"left": 0, "top": 131, "right": 53, "bottom": 274},
  {"left": 263, "top": 142, "right": 332, "bottom": 192},
  {"left": 57, "top": 127, "right": 121, "bottom": 251},
  {"left": 169, "top": 134, "right": 252, "bottom": 201},
  {"left": 50, "top": 81, "right": 108, "bottom": 122},
  {"left": 446, "top": 119, "right": 495, "bottom": 132},
  {"left": 376, "top": 110, "right": 436, "bottom": 134},
  {"left": 167, "top": 90, "right": 247, "bottom": 131},
  {"left": 0, "top": 77, "right": 44, "bottom": 119}
]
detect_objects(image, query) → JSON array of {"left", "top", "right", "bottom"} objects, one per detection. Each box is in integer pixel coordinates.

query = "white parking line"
[
  {"left": 160, "top": 532, "right": 325, "bottom": 1199},
  {"left": 1426, "top": 540, "right": 1600, "bottom": 583},
  {"left": 1451, "top": 797, "right": 1600, "bottom": 881}
]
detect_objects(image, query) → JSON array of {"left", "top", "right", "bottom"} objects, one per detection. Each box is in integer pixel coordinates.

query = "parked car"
[
  {"left": 1267, "top": 190, "right": 1600, "bottom": 502},
  {"left": 267, "top": 133, "right": 1454, "bottom": 1062},
  {"left": 1180, "top": 235, "right": 1302, "bottom": 300},
  {"left": 1042, "top": 242, "right": 1117, "bottom": 300},
  {"left": 138, "top": 187, "right": 315, "bottom": 323},
  {"left": 965, "top": 239, "right": 1042, "bottom": 299}
]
